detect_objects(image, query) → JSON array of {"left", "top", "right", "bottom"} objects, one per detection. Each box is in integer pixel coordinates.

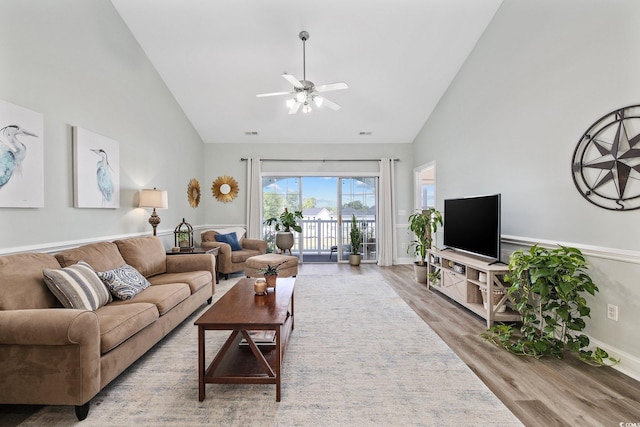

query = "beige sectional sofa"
[{"left": 0, "top": 236, "right": 215, "bottom": 420}]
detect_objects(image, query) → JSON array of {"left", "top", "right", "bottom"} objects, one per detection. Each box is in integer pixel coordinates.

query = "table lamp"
[{"left": 139, "top": 188, "right": 168, "bottom": 236}]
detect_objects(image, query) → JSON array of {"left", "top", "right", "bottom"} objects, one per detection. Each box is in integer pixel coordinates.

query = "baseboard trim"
[{"left": 587, "top": 336, "right": 640, "bottom": 382}]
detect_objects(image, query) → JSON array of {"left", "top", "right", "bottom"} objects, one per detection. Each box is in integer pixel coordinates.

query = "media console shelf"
[{"left": 427, "top": 248, "right": 520, "bottom": 327}]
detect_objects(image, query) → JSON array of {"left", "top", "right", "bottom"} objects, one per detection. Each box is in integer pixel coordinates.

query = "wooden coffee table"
[{"left": 194, "top": 277, "right": 295, "bottom": 402}]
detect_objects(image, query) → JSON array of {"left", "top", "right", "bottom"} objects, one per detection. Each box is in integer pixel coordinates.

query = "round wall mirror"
[{"left": 211, "top": 175, "right": 239, "bottom": 203}]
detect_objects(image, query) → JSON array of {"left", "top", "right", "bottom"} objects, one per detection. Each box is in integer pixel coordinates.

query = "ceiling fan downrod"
[{"left": 299, "top": 31, "right": 309, "bottom": 83}]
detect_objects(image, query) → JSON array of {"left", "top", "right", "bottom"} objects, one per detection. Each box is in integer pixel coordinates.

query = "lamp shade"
[{"left": 139, "top": 189, "right": 168, "bottom": 209}]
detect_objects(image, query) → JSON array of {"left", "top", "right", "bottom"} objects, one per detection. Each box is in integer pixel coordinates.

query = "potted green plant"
[
  {"left": 407, "top": 208, "right": 443, "bottom": 283},
  {"left": 264, "top": 208, "right": 303, "bottom": 254},
  {"left": 177, "top": 232, "right": 190, "bottom": 248},
  {"left": 427, "top": 270, "right": 441, "bottom": 285},
  {"left": 258, "top": 261, "right": 285, "bottom": 288},
  {"left": 481, "top": 244, "right": 618, "bottom": 366},
  {"left": 349, "top": 215, "right": 362, "bottom": 266}
]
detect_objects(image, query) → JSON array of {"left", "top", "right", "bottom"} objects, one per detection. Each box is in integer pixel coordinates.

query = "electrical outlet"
[{"left": 607, "top": 304, "right": 618, "bottom": 321}]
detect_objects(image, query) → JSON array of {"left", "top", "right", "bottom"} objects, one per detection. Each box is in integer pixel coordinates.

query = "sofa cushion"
[
  {"left": 215, "top": 232, "right": 242, "bottom": 251},
  {"left": 115, "top": 236, "right": 166, "bottom": 278},
  {"left": 55, "top": 241, "right": 126, "bottom": 272},
  {"left": 95, "top": 302, "right": 159, "bottom": 354},
  {"left": 148, "top": 271, "right": 211, "bottom": 294},
  {"left": 43, "top": 261, "right": 112, "bottom": 310},
  {"left": 230, "top": 248, "right": 262, "bottom": 263},
  {"left": 97, "top": 264, "right": 151, "bottom": 300},
  {"left": 0, "top": 253, "right": 63, "bottom": 310},
  {"left": 108, "top": 283, "right": 190, "bottom": 316}
]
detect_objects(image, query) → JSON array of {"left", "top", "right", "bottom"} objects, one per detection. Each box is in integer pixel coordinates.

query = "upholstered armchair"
[{"left": 200, "top": 228, "right": 267, "bottom": 279}]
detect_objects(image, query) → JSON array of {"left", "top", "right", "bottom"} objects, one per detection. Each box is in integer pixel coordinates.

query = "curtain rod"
[{"left": 240, "top": 158, "right": 399, "bottom": 162}]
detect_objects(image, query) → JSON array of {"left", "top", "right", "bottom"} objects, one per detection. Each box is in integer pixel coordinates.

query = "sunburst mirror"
[
  {"left": 187, "top": 178, "right": 201, "bottom": 208},
  {"left": 211, "top": 175, "right": 239, "bottom": 203}
]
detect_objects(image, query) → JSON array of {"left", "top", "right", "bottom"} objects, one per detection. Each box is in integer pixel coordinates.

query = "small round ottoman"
[{"left": 245, "top": 254, "right": 298, "bottom": 278}]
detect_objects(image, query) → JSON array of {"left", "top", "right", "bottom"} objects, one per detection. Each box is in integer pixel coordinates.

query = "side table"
[{"left": 166, "top": 246, "right": 220, "bottom": 284}]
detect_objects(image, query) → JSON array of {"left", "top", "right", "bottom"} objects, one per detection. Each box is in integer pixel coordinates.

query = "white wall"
[
  {"left": 413, "top": 0, "right": 640, "bottom": 378},
  {"left": 0, "top": 0, "right": 205, "bottom": 252},
  {"left": 203, "top": 142, "right": 415, "bottom": 260}
]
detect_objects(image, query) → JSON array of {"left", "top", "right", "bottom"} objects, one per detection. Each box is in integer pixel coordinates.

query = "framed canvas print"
[
  {"left": 73, "top": 127, "right": 120, "bottom": 208},
  {"left": 0, "top": 99, "right": 44, "bottom": 208}
]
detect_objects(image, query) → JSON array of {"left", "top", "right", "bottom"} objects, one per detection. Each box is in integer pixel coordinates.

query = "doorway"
[{"left": 414, "top": 162, "right": 436, "bottom": 210}]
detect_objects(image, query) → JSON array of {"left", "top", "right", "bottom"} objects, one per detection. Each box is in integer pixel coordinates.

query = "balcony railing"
[{"left": 262, "top": 218, "right": 377, "bottom": 261}]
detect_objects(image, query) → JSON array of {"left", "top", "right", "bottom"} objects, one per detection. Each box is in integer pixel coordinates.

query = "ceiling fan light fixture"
[
  {"left": 302, "top": 103, "right": 312, "bottom": 114},
  {"left": 256, "top": 31, "right": 347, "bottom": 114}
]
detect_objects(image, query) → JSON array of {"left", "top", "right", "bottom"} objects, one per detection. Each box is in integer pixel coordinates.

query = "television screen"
[{"left": 443, "top": 194, "right": 501, "bottom": 260}]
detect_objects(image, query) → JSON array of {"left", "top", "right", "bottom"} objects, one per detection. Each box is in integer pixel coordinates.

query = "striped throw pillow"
[{"left": 43, "top": 261, "right": 112, "bottom": 310}]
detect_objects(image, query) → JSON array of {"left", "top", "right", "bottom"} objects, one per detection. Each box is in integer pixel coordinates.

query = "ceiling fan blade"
[
  {"left": 321, "top": 97, "right": 341, "bottom": 111},
  {"left": 288, "top": 101, "right": 301, "bottom": 114},
  {"left": 282, "top": 74, "right": 304, "bottom": 89},
  {"left": 256, "top": 91, "right": 293, "bottom": 98},
  {"left": 315, "top": 82, "right": 349, "bottom": 93}
]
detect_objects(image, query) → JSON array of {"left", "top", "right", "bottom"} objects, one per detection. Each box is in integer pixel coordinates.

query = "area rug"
[{"left": 19, "top": 270, "right": 522, "bottom": 426}]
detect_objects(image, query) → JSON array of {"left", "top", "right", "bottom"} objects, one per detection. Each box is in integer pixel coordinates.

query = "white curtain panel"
[
  {"left": 245, "top": 157, "right": 262, "bottom": 239},
  {"left": 378, "top": 158, "right": 396, "bottom": 266}
]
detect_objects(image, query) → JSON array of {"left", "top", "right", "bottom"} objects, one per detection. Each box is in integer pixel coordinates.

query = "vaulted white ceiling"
[{"left": 110, "top": 0, "right": 502, "bottom": 144}]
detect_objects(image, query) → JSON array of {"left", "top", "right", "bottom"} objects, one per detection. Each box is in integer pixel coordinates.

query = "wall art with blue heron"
[
  {"left": 0, "top": 99, "right": 44, "bottom": 208},
  {"left": 73, "top": 127, "right": 120, "bottom": 208}
]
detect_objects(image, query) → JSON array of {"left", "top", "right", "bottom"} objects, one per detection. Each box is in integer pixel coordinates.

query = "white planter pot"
[
  {"left": 349, "top": 254, "right": 361, "bottom": 266},
  {"left": 413, "top": 262, "right": 427, "bottom": 283}
]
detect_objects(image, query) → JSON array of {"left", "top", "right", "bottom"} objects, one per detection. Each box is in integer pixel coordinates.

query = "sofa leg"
[
  {"left": 224, "top": 274, "right": 229, "bottom": 280},
  {"left": 75, "top": 401, "right": 90, "bottom": 421},
  {"left": 207, "top": 296, "right": 212, "bottom": 304}
]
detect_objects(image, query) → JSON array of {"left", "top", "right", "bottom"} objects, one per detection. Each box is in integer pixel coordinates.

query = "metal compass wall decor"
[{"left": 572, "top": 105, "right": 640, "bottom": 210}]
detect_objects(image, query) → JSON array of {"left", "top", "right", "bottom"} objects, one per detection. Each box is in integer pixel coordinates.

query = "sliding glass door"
[
  {"left": 261, "top": 176, "right": 377, "bottom": 262},
  {"left": 339, "top": 177, "right": 377, "bottom": 262}
]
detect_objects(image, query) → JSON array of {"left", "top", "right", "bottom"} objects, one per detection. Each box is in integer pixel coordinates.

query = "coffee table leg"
[
  {"left": 276, "top": 326, "right": 281, "bottom": 402},
  {"left": 198, "top": 326, "right": 205, "bottom": 401}
]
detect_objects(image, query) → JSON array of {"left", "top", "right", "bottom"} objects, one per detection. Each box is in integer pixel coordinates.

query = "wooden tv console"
[{"left": 426, "top": 248, "right": 520, "bottom": 327}]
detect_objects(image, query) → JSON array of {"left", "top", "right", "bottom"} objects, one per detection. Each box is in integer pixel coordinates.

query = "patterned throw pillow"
[
  {"left": 98, "top": 264, "right": 151, "bottom": 300},
  {"left": 43, "top": 261, "right": 112, "bottom": 310}
]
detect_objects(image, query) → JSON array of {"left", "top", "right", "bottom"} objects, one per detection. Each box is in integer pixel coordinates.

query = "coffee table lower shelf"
[{"left": 198, "top": 315, "right": 294, "bottom": 402}]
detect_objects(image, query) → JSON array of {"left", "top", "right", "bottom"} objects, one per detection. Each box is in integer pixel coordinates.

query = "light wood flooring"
[
  {"left": 2, "top": 263, "right": 639, "bottom": 426},
  {"left": 374, "top": 263, "right": 640, "bottom": 427},
  {"left": 301, "top": 262, "right": 640, "bottom": 426}
]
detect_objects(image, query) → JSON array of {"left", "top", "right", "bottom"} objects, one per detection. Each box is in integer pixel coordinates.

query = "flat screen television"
[{"left": 443, "top": 194, "right": 501, "bottom": 261}]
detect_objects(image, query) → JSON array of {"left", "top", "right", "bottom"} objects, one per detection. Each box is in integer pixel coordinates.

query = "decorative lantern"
[{"left": 174, "top": 218, "right": 194, "bottom": 251}]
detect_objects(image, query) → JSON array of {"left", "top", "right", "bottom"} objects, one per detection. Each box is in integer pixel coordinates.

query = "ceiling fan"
[{"left": 256, "top": 31, "right": 348, "bottom": 114}]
